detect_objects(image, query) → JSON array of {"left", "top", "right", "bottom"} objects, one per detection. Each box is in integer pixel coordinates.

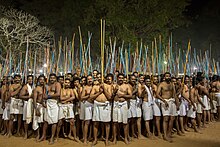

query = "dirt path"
[{"left": 1, "top": 122, "right": 220, "bottom": 147}]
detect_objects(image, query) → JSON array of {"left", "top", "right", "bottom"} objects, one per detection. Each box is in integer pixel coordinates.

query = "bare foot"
[
  {"left": 49, "top": 138, "right": 55, "bottom": 145},
  {"left": 74, "top": 137, "right": 81, "bottom": 143},
  {"left": 35, "top": 136, "right": 40, "bottom": 142},
  {"left": 105, "top": 140, "right": 111, "bottom": 146},
  {"left": 177, "top": 132, "right": 185, "bottom": 136},
  {"left": 83, "top": 140, "right": 88, "bottom": 145},
  {"left": 6, "top": 133, "right": 12, "bottom": 138},
  {"left": 68, "top": 135, "right": 75, "bottom": 140},
  {"left": 163, "top": 136, "right": 173, "bottom": 143},
  {"left": 158, "top": 133, "right": 163, "bottom": 139},
  {"left": 92, "top": 140, "right": 98, "bottom": 146},
  {"left": 24, "top": 134, "right": 28, "bottom": 140},
  {"left": 124, "top": 138, "right": 129, "bottom": 144},
  {"left": 137, "top": 134, "right": 145, "bottom": 140},
  {"left": 38, "top": 136, "right": 46, "bottom": 142},
  {"left": 63, "top": 133, "right": 68, "bottom": 138},
  {"left": 112, "top": 139, "right": 117, "bottom": 145}
]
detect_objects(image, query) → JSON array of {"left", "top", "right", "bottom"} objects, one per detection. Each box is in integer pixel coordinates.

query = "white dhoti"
[
  {"left": 178, "top": 99, "right": 188, "bottom": 116},
  {"left": 10, "top": 97, "right": 23, "bottom": 114},
  {"left": 215, "top": 93, "right": 220, "bottom": 107},
  {"left": 32, "top": 103, "right": 44, "bottom": 130},
  {"left": 202, "top": 95, "right": 210, "bottom": 111},
  {"left": 26, "top": 99, "right": 33, "bottom": 124},
  {"left": 136, "top": 97, "right": 142, "bottom": 118},
  {"left": 58, "top": 103, "right": 74, "bottom": 120},
  {"left": 211, "top": 100, "right": 217, "bottom": 113},
  {"left": 23, "top": 101, "right": 28, "bottom": 121},
  {"left": 92, "top": 100, "right": 111, "bottom": 122},
  {"left": 44, "top": 99, "right": 59, "bottom": 124},
  {"left": 0, "top": 99, "right": 3, "bottom": 114},
  {"left": 113, "top": 101, "right": 128, "bottom": 124},
  {"left": 161, "top": 98, "right": 177, "bottom": 116},
  {"left": 153, "top": 99, "right": 161, "bottom": 116},
  {"left": 187, "top": 103, "right": 197, "bottom": 119},
  {"left": 3, "top": 102, "right": 10, "bottom": 120},
  {"left": 128, "top": 99, "right": 137, "bottom": 118},
  {"left": 79, "top": 101, "right": 85, "bottom": 120},
  {"left": 83, "top": 101, "right": 93, "bottom": 120},
  {"left": 142, "top": 101, "right": 153, "bottom": 121}
]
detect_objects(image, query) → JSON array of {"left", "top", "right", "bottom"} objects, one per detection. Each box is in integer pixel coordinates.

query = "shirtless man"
[
  {"left": 151, "top": 75, "right": 162, "bottom": 138},
  {"left": 211, "top": 75, "right": 220, "bottom": 121},
  {"left": 90, "top": 73, "right": 113, "bottom": 146},
  {"left": 33, "top": 75, "right": 46, "bottom": 141},
  {"left": 180, "top": 76, "right": 191, "bottom": 133},
  {"left": 112, "top": 73, "right": 132, "bottom": 144},
  {"left": 56, "top": 78, "right": 80, "bottom": 142},
  {"left": 0, "top": 77, "right": 7, "bottom": 133},
  {"left": 156, "top": 72, "right": 179, "bottom": 142},
  {"left": 19, "top": 75, "right": 34, "bottom": 139},
  {"left": 128, "top": 74, "right": 139, "bottom": 139},
  {"left": 1, "top": 77, "right": 11, "bottom": 135},
  {"left": 188, "top": 77, "right": 205, "bottom": 132},
  {"left": 39, "top": 73, "right": 61, "bottom": 144},
  {"left": 79, "top": 75, "right": 93, "bottom": 144},
  {"left": 197, "top": 76, "right": 213, "bottom": 128},
  {"left": 8, "top": 75, "right": 23, "bottom": 137},
  {"left": 141, "top": 75, "right": 154, "bottom": 138}
]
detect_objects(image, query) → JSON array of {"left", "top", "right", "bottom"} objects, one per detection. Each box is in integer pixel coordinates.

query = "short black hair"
[
  {"left": 106, "top": 73, "right": 114, "bottom": 79},
  {"left": 14, "top": 74, "right": 21, "bottom": 79},
  {"left": 37, "top": 74, "right": 46, "bottom": 82},
  {"left": 27, "top": 75, "right": 34, "bottom": 79},
  {"left": 117, "top": 73, "right": 124, "bottom": 78},
  {"left": 73, "top": 77, "right": 81, "bottom": 82},
  {"left": 164, "top": 72, "right": 171, "bottom": 76},
  {"left": 49, "top": 73, "right": 57, "bottom": 77},
  {"left": 145, "top": 75, "right": 151, "bottom": 80}
]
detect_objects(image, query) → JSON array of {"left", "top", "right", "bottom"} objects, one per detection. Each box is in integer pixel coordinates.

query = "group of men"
[{"left": 0, "top": 70, "right": 220, "bottom": 145}]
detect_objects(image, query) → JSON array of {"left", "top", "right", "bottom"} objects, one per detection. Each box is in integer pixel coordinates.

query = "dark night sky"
[{"left": 1, "top": 0, "right": 220, "bottom": 61}]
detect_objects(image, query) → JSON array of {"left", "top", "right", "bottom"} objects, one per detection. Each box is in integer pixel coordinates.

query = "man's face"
[
  {"left": 117, "top": 75, "right": 124, "bottom": 85},
  {"left": 185, "top": 77, "right": 189, "bottom": 85},
  {"left": 93, "top": 71, "right": 98, "bottom": 78},
  {"left": 139, "top": 76, "right": 145, "bottom": 84},
  {"left": 14, "top": 76, "right": 21, "bottom": 84},
  {"left": 145, "top": 78, "right": 151, "bottom": 87},
  {"left": 39, "top": 77, "right": 45, "bottom": 86},
  {"left": 64, "top": 79, "right": 71, "bottom": 88},
  {"left": 27, "top": 76, "right": 33, "bottom": 85},
  {"left": 74, "top": 80, "right": 80, "bottom": 87},
  {"left": 97, "top": 74, "right": 102, "bottom": 83},
  {"left": 58, "top": 77, "right": 64, "bottom": 85},
  {"left": 50, "top": 75, "right": 57, "bottom": 84},
  {"left": 123, "top": 77, "right": 128, "bottom": 84},
  {"left": 106, "top": 76, "right": 113, "bottom": 85},
  {"left": 67, "top": 74, "right": 73, "bottom": 81},
  {"left": 164, "top": 74, "right": 171, "bottom": 83},
  {"left": 2, "top": 77, "right": 7, "bottom": 85},
  {"left": 81, "top": 78, "right": 86, "bottom": 85},
  {"left": 172, "top": 78, "right": 177, "bottom": 85},
  {"left": 130, "top": 76, "right": 137, "bottom": 85},
  {"left": 87, "top": 76, "right": 93, "bottom": 85},
  {"left": 153, "top": 77, "right": 158, "bottom": 84}
]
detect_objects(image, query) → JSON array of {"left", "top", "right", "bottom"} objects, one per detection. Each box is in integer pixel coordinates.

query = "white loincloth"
[
  {"left": 0, "top": 99, "right": 3, "bottom": 114},
  {"left": 128, "top": 99, "right": 137, "bottom": 118},
  {"left": 92, "top": 100, "right": 111, "bottom": 122},
  {"left": 153, "top": 98, "right": 161, "bottom": 116},
  {"left": 178, "top": 98, "right": 188, "bottom": 116},
  {"left": 211, "top": 100, "right": 217, "bottom": 113},
  {"left": 32, "top": 103, "right": 44, "bottom": 130},
  {"left": 84, "top": 101, "right": 93, "bottom": 120},
  {"left": 161, "top": 98, "right": 177, "bottom": 116},
  {"left": 136, "top": 97, "right": 142, "bottom": 118},
  {"left": 10, "top": 97, "right": 23, "bottom": 114},
  {"left": 187, "top": 103, "right": 197, "bottom": 119},
  {"left": 44, "top": 99, "right": 59, "bottom": 124},
  {"left": 215, "top": 93, "right": 220, "bottom": 107},
  {"left": 142, "top": 101, "right": 153, "bottom": 121},
  {"left": 23, "top": 101, "right": 28, "bottom": 121},
  {"left": 26, "top": 99, "right": 33, "bottom": 124},
  {"left": 113, "top": 101, "right": 128, "bottom": 124},
  {"left": 79, "top": 101, "right": 85, "bottom": 120},
  {"left": 3, "top": 102, "right": 10, "bottom": 120},
  {"left": 58, "top": 103, "right": 74, "bottom": 120},
  {"left": 202, "top": 95, "right": 210, "bottom": 111}
]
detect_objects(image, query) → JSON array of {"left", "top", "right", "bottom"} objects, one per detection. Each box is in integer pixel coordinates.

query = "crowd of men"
[{"left": 0, "top": 70, "right": 220, "bottom": 145}]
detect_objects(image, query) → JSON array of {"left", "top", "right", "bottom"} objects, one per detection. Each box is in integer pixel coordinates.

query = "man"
[
  {"left": 180, "top": 76, "right": 191, "bottom": 133},
  {"left": 0, "top": 77, "right": 7, "bottom": 133},
  {"left": 112, "top": 73, "right": 132, "bottom": 144},
  {"left": 151, "top": 75, "right": 162, "bottom": 138},
  {"left": 90, "top": 73, "right": 113, "bottom": 146},
  {"left": 19, "top": 75, "right": 34, "bottom": 139},
  {"left": 79, "top": 75, "right": 93, "bottom": 144},
  {"left": 211, "top": 75, "right": 220, "bottom": 121},
  {"left": 141, "top": 75, "right": 154, "bottom": 138},
  {"left": 128, "top": 74, "right": 138, "bottom": 138},
  {"left": 8, "top": 75, "right": 23, "bottom": 137},
  {"left": 188, "top": 77, "right": 204, "bottom": 132},
  {"left": 56, "top": 78, "right": 80, "bottom": 142},
  {"left": 156, "top": 72, "right": 179, "bottom": 142},
  {"left": 39, "top": 73, "right": 61, "bottom": 144},
  {"left": 33, "top": 75, "right": 46, "bottom": 141}
]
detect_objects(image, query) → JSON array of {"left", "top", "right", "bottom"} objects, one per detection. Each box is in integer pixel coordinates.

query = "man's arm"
[
  {"left": 47, "top": 82, "right": 61, "bottom": 99},
  {"left": 33, "top": 88, "right": 38, "bottom": 109},
  {"left": 103, "top": 84, "right": 112, "bottom": 100},
  {"left": 181, "top": 85, "right": 191, "bottom": 103},
  {"left": 81, "top": 87, "right": 89, "bottom": 101},
  {"left": 89, "top": 85, "right": 103, "bottom": 101},
  {"left": 64, "top": 89, "right": 75, "bottom": 102},
  {"left": 156, "top": 83, "right": 166, "bottom": 102},
  {"left": 10, "top": 85, "right": 22, "bottom": 97},
  {"left": 19, "top": 85, "right": 30, "bottom": 100}
]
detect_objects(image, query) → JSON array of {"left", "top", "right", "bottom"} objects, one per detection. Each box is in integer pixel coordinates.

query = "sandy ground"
[{"left": 1, "top": 122, "right": 220, "bottom": 147}]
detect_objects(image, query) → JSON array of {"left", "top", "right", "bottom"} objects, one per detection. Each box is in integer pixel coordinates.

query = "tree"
[{"left": 0, "top": 5, "right": 53, "bottom": 59}]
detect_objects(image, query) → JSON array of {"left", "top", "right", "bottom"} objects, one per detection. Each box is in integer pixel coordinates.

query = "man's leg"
[
  {"left": 38, "top": 121, "right": 48, "bottom": 141},
  {"left": 217, "top": 106, "right": 220, "bottom": 121},
  {"left": 145, "top": 120, "right": 152, "bottom": 138},
  {"left": 17, "top": 114, "right": 22, "bottom": 136},
  {"left": 137, "top": 117, "right": 144, "bottom": 139},
  {"left": 155, "top": 116, "right": 162, "bottom": 138},
  {"left": 123, "top": 123, "right": 129, "bottom": 144},
  {"left": 196, "top": 113, "right": 202, "bottom": 129},
  {"left": 168, "top": 116, "right": 175, "bottom": 138},
  {"left": 105, "top": 122, "right": 110, "bottom": 145},
  {"left": 92, "top": 121, "right": 99, "bottom": 145},
  {"left": 203, "top": 110, "right": 207, "bottom": 127},
  {"left": 179, "top": 116, "right": 185, "bottom": 133},
  {"left": 69, "top": 119, "right": 80, "bottom": 142},
  {"left": 163, "top": 116, "right": 172, "bottom": 142},
  {"left": 49, "top": 123, "right": 57, "bottom": 144},
  {"left": 24, "top": 122, "right": 29, "bottom": 139},
  {"left": 83, "top": 120, "right": 90, "bottom": 144},
  {"left": 112, "top": 122, "right": 117, "bottom": 144},
  {"left": 7, "top": 114, "right": 15, "bottom": 137},
  {"left": 56, "top": 120, "right": 63, "bottom": 140}
]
